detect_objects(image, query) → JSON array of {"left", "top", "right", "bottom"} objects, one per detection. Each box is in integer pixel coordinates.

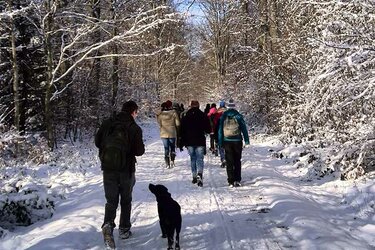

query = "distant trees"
[
  {"left": 193, "top": 0, "right": 373, "bottom": 178},
  {"left": 1, "top": 0, "right": 373, "bottom": 177},
  {"left": 1, "top": 0, "right": 186, "bottom": 149}
]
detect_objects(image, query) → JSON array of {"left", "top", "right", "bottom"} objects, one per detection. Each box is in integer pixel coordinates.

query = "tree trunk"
[
  {"left": 89, "top": 0, "right": 101, "bottom": 110},
  {"left": 110, "top": 0, "right": 118, "bottom": 113},
  {"left": 8, "top": 0, "right": 20, "bottom": 132},
  {"left": 258, "top": 0, "right": 269, "bottom": 52},
  {"left": 268, "top": 0, "right": 278, "bottom": 53},
  {"left": 44, "top": 0, "right": 55, "bottom": 149}
]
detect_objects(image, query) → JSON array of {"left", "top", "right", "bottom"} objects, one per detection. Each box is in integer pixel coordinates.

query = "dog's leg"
[
  {"left": 175, "top": 216, "right": 182, "bottom": 250},
  {"left": 175, "top": 231, "right": 180, "bottom": 250},
  {"left": 166, "top": 227, "right": 175, "bottom": 250},
  {"left": 160, "top": 220, "right": 167, "bottom": 238},
  {"left": 167, "top": 235, "right": 174, "bottom": 250}
]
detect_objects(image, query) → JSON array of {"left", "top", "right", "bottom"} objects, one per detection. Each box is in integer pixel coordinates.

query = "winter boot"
[
  {"left": 197, "top": 173, "right": 203, "bottom": 187},
  {"left": 164, "top": 156, "right": 171, "bottom": 168},
  {"left": 192, "top": 176, "right": 197, "bottom": 184},
  {"left": 102, "top": 223, "right": 115, "bottom": 249},
  {"left": 214, "top": 149, "right": 218, "bottom": 156},
  {"left": 119, "top": 227, "right": 132, "bottom": 239},
  {"left": 170, "top": 152, "right": 176, "bottom": 167},
  {"left": 220, "top": 160, "right": 226, "bottom": 168}
]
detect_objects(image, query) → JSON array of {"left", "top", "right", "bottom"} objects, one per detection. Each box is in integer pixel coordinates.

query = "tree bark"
[
  {"left": 110, "top": 0, "right": 119, "bottom": 113},
  {"left": 88, "top": 0, "right": 101, "bottom": 110},
  {"left": 8, "top": 0, "right": 20, "bottom": 132},
  {"left": 44, "top": 0, "right": 55, "bottom": 149}
]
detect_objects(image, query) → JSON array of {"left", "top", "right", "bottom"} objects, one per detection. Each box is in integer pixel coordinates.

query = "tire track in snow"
[{"left": 205, "top": 151, "right": 282, "bottom": 250}]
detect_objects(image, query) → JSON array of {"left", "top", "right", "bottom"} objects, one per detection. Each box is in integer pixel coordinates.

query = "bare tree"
[{"left": 199, "top": 0, "right": 237, "bottom": 88}]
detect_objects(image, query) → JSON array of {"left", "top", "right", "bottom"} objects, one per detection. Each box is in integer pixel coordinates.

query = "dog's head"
[{"left": 149, "top": 183, "right": 171, "bottom": 199}]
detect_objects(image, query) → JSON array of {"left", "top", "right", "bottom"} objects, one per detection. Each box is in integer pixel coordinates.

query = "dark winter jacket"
[
  {"left": 180, "top": 107, "right": 211, "bottom": 147},
  {"left": 95, "top": 111, "right": 145, "bottom": 173},
  {"left": 218, "top": 108, "right": 249, "bottom": 146}
]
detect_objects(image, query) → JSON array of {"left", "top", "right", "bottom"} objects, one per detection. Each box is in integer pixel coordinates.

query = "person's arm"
[
  {"left": 204, "top": 115, "right": 211, "bottom": 134},
  {"left": 217, "top": 113, "right": 226, "bottom": 146},
  {"left": 238, "top": 115, "right": 250, "bottom": 145},
  {"left": 156, "top": 112, "right": 162, "bottom": 127},
  {"left": 133, "top": 125, "right": 145, "bottom": 156},
  {"left": 179, "top": 117, "right": 185, "bottom": 151},
  {"left": 94, "top": 119, "right": 109, "bottom": 148}
]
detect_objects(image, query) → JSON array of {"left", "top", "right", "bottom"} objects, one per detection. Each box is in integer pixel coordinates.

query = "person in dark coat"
[
  {"left": 95, "top": 100, "right": 145, "bottom": 241},
  {"left": 204, "top": 103, "right": 211, "bottom": 116},
  {"left": 180, "top": 100, "right": 211, "bottom": 187}
]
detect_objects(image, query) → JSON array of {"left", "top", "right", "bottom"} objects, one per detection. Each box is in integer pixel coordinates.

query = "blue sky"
[{"left": 174, "top": 0, "right": 204, "bottom": 23}]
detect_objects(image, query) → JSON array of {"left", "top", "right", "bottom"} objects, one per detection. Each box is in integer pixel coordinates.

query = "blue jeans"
[
  {"left": 216, "top": 143, "right": 225, "bottom": 162},
  {"left": 161, "top": 138, "right": 176, "bottom": 157},
  {"left": 187, "top": 146, "right": 205, "bottom": 177}
]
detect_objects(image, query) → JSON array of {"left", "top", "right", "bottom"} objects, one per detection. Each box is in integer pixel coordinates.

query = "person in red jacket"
[
  {"left": 213, "top": 100, "right": 227, "bottom": 167},
  {"left": 207, "top": 103, "right": 217, "bottom": 154}
]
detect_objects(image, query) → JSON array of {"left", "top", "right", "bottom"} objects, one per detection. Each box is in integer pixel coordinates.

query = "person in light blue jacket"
[{"left": 218, "top": 98, "right": 249, "bottom": 187}]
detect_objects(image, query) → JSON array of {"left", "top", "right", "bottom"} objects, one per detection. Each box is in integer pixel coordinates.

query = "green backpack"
[
  {"left": 223, "top": 115, "right": 240, "bottom": 138},
  {"left": 99, "top": 118, "right": 129, "bottom": 171}
]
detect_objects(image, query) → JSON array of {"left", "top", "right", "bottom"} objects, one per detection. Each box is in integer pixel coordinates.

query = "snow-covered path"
[
  {"left": 0, "top": 121, "right": 374, "bottom": 250},
  {"left": 117, "top": 123, "right": 282, "bottom": 250}
]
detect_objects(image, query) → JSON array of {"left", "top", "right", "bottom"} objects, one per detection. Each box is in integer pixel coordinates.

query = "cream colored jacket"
[{"left": 156, "top": 109, "right": 180, "bottom": 138}]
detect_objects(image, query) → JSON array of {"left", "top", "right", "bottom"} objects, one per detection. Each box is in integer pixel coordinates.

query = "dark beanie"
[{"left": 190, "top": 100, "right": 199, "bottom": 107}]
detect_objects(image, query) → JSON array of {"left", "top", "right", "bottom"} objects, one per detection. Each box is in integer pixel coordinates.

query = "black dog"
[{"left": 149, "top": 184, "right": 181, "bottom": 250}]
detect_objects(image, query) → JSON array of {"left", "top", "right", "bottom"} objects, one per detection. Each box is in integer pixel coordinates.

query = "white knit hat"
[{"left": 227, "top": 98, "right": 235, "bottom": 108}]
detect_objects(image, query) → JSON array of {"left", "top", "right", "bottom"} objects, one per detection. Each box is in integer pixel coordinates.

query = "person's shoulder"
[
  {"left": 130, "top": 121, "right": 142, "bottom": 131},
  {"left": 101, "top": 116, "right": 114, "bottom": 126}
]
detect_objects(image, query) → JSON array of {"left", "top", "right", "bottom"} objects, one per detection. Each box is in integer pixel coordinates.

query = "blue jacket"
[{"left": 218, "top": 108, "right": 249, "bottom": 146}]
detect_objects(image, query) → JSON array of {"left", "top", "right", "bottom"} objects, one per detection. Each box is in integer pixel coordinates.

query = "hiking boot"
[
  {"left": 234, "top": 181, "right": 242, "bottom": 187},
  {"left": 228, "top": 182, "right": 234, "bottom": 188},
  {"left": 170, "top": 152, "right": 176, "bottom": 166},
  {"left": 102, "top": 223, "right": 115, "bottom": 249},
  {"left": 220, "top": 161, "right": 226, "bottom": 168},
  {"left": 119, "top": 228, "right": 132, "bottom": 239},
  {"left": 197, "top": 173, "right": 203, "bottom": 187},
  {"left": 192, "top": 177, "right": 197, "bottom": 184}
]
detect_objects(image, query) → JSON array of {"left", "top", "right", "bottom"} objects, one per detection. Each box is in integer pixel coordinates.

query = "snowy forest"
[{"left": 0, "top": 0, "right": 374, "bottom": 246}]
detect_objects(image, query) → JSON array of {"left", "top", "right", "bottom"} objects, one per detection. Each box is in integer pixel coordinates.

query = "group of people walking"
[
  {"left": 95, "top": 98, "right": 249, "bottom": 247},
  {"left": 156, "top": 98, "right": 250, "bottom": 188}
]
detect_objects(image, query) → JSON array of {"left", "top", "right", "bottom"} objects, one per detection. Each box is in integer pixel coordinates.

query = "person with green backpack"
[
  {"left": 95, "top": 100, "right": 145, "bottom": 248},
  {"left": 218, "top": 98, "right": 249, "bottom": 187}
]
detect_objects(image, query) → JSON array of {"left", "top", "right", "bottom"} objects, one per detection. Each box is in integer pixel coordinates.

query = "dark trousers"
[
  {"left": 102, "top": 171, "right": 135, "bottom": 230},
  {"left": 223, "top": 141, "right": 243, "bottom": 183},
  {"left": 209, "top": 134, "right": 215, "bottom": 150}
]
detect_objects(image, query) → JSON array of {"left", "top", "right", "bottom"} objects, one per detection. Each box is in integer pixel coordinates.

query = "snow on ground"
[{"left": 0, "top": 120, "right": 374, "bottom": 250}]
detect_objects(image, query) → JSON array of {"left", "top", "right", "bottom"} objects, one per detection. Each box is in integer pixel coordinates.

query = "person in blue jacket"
[{"left": 218, "top": 98, "right": 249, "bottom": 187}]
